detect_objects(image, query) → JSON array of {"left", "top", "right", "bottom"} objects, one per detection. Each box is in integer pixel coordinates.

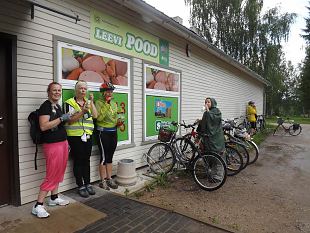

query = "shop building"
[{"left": 0, "top": 0, "right": 268, "bottom": 206}]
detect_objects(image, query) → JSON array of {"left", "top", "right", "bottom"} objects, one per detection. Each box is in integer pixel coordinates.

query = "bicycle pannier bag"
[
  {"left": 293, "top": 123, "right": 300, "bottom": 131},
  {"left": 158, "top": 127, "right": 173, "bottom": 142}
]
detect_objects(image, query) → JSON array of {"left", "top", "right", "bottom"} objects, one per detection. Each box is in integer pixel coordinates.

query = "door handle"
[
  {"left": 0, "top": 141, "right": 3, "bottom": 145},
  {"left": 0, "top": 116, "right": 3, "bottom": 120}
]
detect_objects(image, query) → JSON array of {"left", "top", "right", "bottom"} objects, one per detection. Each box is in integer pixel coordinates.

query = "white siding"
[{"left": 1, "top": 0, "right": 264, "bottom": 204}]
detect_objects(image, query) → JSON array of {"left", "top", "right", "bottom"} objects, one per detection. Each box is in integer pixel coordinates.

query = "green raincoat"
[{"left": 199, "top": 98, "right": 225, "bottom": 153}]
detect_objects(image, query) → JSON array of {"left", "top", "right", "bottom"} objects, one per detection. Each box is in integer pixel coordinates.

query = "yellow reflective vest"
[{"left": 65, "top": 97, "right": 94, "bottom": 136}]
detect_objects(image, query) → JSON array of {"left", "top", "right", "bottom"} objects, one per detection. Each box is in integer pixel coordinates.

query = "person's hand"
[
  {"left": 83, "top": 102, "right": 90, "bottom": 113},
  {"left": 60, "top": 113, "right": 70, "bottom": 122},
  {"left": 89, "top": 93, "right": 94, "bottom": 102},
  {"left": 205, "top": 102, "right": 209, "bottom": 111}
]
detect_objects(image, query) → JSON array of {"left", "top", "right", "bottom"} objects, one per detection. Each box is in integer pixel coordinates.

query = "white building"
[{"left": 0, "top": 0, "right": 268, "bottom": 206}]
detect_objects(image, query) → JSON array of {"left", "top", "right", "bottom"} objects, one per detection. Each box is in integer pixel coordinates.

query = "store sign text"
[{"left": 94, "top": 28, "right": 158, "bottom": 58}]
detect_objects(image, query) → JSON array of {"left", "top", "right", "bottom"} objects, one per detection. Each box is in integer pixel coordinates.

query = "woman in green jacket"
[
  {"left": 199, "top": 97, "right": 225, "bottom": 153},
  {"left": 95, "top": 82, "right": 122, "bottom": 190}
]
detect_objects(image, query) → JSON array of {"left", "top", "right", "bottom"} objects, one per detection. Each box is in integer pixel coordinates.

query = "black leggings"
[
  {"left": 67, "top": 135, "right": 92, "bottom": 187},
  {"left": 97, "top": 130, "right": 117, "bottom": 164}
]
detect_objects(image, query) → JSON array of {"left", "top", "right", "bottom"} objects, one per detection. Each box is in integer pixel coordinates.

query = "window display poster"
[
  {"left": 61, "top": 47, "right": 129, "bottom": 87},
  {"left": 145, "top": 95, "right": 179, "bottom": 138},
  {"left": 145, "top": 66, "right": 179, "bottom": 92},
  {"left": 62, "top": 89, "right": 129, "bottom": 142}
]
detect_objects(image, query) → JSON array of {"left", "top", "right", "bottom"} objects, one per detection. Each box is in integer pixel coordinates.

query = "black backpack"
[{"left": 28, "top": 109, "right": 42, "bottom": 170}]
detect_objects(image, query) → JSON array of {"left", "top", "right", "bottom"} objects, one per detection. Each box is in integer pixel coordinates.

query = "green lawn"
[{"left": 266, "top": 116, "right": 310, "bottom": 124}]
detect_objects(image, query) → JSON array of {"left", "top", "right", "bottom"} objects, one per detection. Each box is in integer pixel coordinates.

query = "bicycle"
[
  {"left": 256, "top": 114, "right": 266, "bottom": 132},
  {"left": 177, "top": 121, "right": 243, "bottom": 177},
  {"left": 145, "top": 121, "right": 227, "bottom": 191},
  {"left": 273, "top": 117, "right": 302, "bottom": 136},
  {"left": 223, "top": 118, "right": 259, "bottom": 165}
]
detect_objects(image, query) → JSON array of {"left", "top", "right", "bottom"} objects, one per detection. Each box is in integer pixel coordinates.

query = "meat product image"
[
  {"left": 79, "top": 70, "right": 104, "bottom": 83},
  {"left": 146, "top": 71, "right": 154, "bottom": 84},
  {"left": 147, "top": 80, "right": 156, "bottom": 89},
  {"left": 62, "top": 56, "right": 79, "bottom": 73},
  {"left": 82, "top": 55, "right": 106, "bottom": 72},
  {"left": 115, "top": 60, "right": 127, "bottom": 76},
  {"left": 155, "top": 71, "right": 167, "bottom": 83},
  {"left": 111, "top": 75, "right": 128, "bottom": 86},
  {"left": 67, "top": 67, "right": 84, "bottom": 80},
  {"left": 167, "top": 73, "right": 179, "bottom": 92},
  {"left": 154, "top": 82, "right": 166, "bottom": 90}
]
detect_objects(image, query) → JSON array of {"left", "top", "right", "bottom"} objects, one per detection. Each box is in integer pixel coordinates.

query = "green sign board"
[
  {"left": 90, "top": 10, "right": 169, "bottom": 66},
  {"left": 62, "top": 89, "right": 129, "bottom": 142},
  {"left": 146, "top": 95, "right": 179, "bottom": 137}
]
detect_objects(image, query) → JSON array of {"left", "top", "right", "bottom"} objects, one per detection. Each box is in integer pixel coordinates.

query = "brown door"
[{"left": 0, "top": 36, "right": 13, "bottom": 205}]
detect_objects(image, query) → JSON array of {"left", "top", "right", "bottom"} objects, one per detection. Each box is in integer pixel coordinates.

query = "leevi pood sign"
[{"left": 90, "top": 10, "right": 169, "bottom": 66}]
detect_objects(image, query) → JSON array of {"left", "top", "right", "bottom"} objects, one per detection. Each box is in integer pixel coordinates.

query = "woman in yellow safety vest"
[{"left": 64, "top": 80, "right": 97, "bottom": 198}]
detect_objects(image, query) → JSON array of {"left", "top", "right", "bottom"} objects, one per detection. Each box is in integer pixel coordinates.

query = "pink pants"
[{"left": 40, "top": 140, "right": 69, "bottom": 191}]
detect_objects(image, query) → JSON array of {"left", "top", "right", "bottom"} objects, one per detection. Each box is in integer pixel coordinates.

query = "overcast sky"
[{"left": 144, "top": 0, "right": 309, "bottom": 67}]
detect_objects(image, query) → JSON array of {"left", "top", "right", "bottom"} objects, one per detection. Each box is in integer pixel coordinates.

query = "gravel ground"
[{"left": 132, "top": 125, "right": 310, "bottom": 233}]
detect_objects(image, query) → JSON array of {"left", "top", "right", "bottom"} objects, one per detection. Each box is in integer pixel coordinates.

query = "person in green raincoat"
[{"left": 198, "top": 97, "right": 225, "bottom": 153}]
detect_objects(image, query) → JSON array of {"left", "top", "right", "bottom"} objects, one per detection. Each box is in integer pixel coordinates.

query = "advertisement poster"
[
  {"left": 90, "top": 10, "right": 169, "bottom": 66},
  {"left": 145, "top": 65, "right": 180, "bottom": 93},
  {"left": 145, "top": 95, "right": 179, "bottom": 138},
  {"left": 59, "top": 44, "right": 130, "bottom": 88},
  {"left": 62, "top": 89, "right": 129, "bottom": 142}
]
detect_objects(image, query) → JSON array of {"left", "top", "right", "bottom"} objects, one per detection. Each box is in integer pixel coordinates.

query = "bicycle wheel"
[
  {"left": 175, "top": 137, "right": 198, "bottom": 162},
  {"left": 243, "top": 140, "right": 259, "bottom": 164},
  {"left": 224, "top": 145, "right": 243, "bottom": 176},
  {"left": 192, "top": 153, "right": 227, "bottom": 191},
  {"left": 146, "top": 143, "right": 176, "bottom": 174},
  {"left": 226, "top": 142, "right": 249, "bottom": 169},
  {"left": 289, "top": 125, "right": 302, "bottom": 136}
]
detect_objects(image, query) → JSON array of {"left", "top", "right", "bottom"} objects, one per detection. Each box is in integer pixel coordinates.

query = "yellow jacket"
[{"left": 247, "top": 105, "right": 257, "bottom": 122}]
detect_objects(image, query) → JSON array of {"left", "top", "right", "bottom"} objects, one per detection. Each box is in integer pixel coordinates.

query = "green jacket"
[
  {"left": 95, "top": 97, "right": 118, "bottom": 129},
  {"left": 199, "top": 98, "right": 225, "bottom": 153}
]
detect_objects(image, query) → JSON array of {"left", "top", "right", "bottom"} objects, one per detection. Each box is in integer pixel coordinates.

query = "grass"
[
  {"left": 266, "top": 116, "right": 310, "bottom": 124},
  {"left": 252, "top": 123, "right": 275, "bottom": 145},
  {"left": 131, "top": 172, "right": 169, "bottom": 198}
]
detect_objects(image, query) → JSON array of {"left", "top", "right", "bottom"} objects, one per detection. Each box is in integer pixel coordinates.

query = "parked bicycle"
[
  {"left": 177, "top": 121, "right": 243, "bottom": 177},
  {"left": 273, "top": 117, "right": 302, "bottom": 136},
  {"left": 256, "top": 114, "right": 266, "bottom": 132},
  {"left": 145, "top": 121, "right": 227, "bottom": 191}
]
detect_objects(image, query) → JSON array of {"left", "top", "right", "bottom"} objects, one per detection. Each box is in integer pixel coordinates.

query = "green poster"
[
  {"left": 62, "top": 89, "right": 129, "bottom": 142},
  {"left": 90, "top": 10, "right": 169, "bottom": 66},
  {"left": 146, "top": 95, "right": 179, "bottom": 137}
]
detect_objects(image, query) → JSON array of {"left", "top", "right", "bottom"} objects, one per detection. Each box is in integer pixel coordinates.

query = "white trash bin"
[{"left": 116, "top": 159, "right": 137, "bottom": 186}]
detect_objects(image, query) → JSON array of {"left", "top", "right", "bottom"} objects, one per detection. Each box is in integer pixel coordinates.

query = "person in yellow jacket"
[
  {"left": 64, "top": 80, "right": 97, "bottom": 198},
  {"left": 247, "top": 101, "right": 257, "bottom": 135},
  {"left": 95, "top": 82, "right": 123, "bottom": 190}
]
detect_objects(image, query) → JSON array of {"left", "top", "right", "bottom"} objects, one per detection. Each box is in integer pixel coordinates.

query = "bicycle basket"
[
  {"left": 158, "top": 127, "right": 173, "bottom": 142},
  {"left": 293, "top": 123, "right": 300, "bottom": 131},
  {"left": 277, "top": 118, "right": 284, "bottom": 125}
]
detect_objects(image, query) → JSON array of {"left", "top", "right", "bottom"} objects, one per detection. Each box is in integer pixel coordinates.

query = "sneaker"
[
  {"left": 48, "top": 197, "right": 69, "bottom": 206},
  {"left": 32, "top": 205, "right": 50, "bottom": 218},
  {"left": 85, "top": 184, "right": 96, "bottom": 195},
  {"left": 78, "top": 186, "right": 89, "bottom": 198},
  {"left": 106, "top": 179, "right": 118, "bottom": 189},
  {"left": 99, "top": 180, "right": 110, "bottom": 190}
]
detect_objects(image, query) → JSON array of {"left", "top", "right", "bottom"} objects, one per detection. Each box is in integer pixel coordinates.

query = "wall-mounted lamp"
[
  {"left": 186, "top": 44, "right": 191, "bottom": 57},
  {"left": 27, "top": 1, "right": 81, "bottom": 23}
]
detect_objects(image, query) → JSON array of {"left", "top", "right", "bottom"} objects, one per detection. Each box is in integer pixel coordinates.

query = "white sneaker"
[
  {"left": 32, "top": 205, "right": 50, "bottom": 218},
  {"left": 48, "top": 197, "right": 69, "bottom": 206}
]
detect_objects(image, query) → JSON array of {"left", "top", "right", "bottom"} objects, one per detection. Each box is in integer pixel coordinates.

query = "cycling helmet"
[{"left": 100, "top": 82, "right": 115, "bottom": 92}]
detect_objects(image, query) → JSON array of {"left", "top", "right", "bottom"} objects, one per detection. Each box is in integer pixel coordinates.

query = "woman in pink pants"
[{"left": 31, "top": 82, "right": 71, "bottom": 218}]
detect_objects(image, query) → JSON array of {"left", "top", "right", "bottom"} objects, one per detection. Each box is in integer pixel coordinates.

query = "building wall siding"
[{"left": 1, "top": 0, "right": 264, "bottom": 204}]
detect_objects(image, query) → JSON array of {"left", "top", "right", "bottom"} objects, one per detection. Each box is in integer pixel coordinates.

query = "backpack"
[{"left": 28, "top": 109, "right": 42, "bottom": 170}]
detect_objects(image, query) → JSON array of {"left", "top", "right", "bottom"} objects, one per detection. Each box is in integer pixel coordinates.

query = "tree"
[
  {"left": 185, "top": 0, "right": 297, "bottom": 115},
  {"left": 300, "top": 5, "right": 310, "bottom": 116}
]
